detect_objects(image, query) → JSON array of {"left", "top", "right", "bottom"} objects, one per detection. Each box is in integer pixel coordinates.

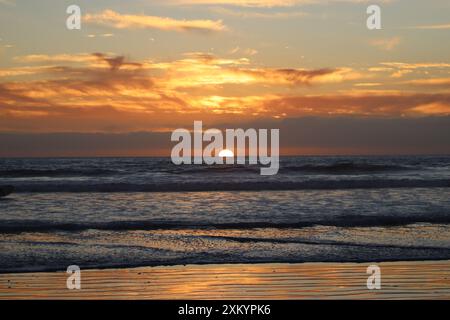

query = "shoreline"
[
  {"left": 2, "top": 256, "right": 450, "bottom": 275},
  {"left": 1, "top": 260, "right": 449, "bottom": 300}
]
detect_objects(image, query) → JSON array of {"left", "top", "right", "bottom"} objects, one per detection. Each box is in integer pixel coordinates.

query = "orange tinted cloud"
[
  {"left": 381, "top": 62, "right": 450, "bottom": 70},
  {"left": 410, "top": 23, "right": 450, "bottom": 30},
  {"left": 149, "top": 52, "right": 356, "bottom": 88},
  {"left": 168, "top": 0, "right": 314, "bottom": 7},
  {"left": 84, "top": 10, "right": 226, "bottom": 33},
  {"left": 369, "top": 37, "right": 401, "bottom": 51},
  {"left": 168, "top": 0, "right": 391, "bottom": 7},
  {"left": 411, "top": 103, "right": 450, "bottom": 115},
  {"left": 406, "top": 78, "right": 450, "bottom": 88},
  {"left": 211, "top": 7, "right": 307, "bottom": 19},
  {"left": 0, "top": 66, "right": 55, "bottom": 77},
  {"left": 2, "top": 53, "right": 450, "bottom": 134},
  {"left": 262, "top": 93, "right": 450, "bottom": 117},
  {"left": 378, "top": 62, "right": 450, "bottom": 79},
  {"left": 14, "top": 53, "right": 98, "bottom": 64}
]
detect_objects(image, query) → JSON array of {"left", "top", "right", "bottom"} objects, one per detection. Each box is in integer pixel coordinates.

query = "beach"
[{"left": 1, "top": 261, "right": 449, "bottom": 300}]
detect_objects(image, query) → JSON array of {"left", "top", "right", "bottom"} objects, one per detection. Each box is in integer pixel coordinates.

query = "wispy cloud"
[
  {"left": 84, "top": 10, "right": 226, "bottom": 33},
  {"left": 168, "top": 0, "right": 393, "bottom": 8},
  {"left": 14, "top": 53, "right": 98, "bottom": 64},
  {"left": 211, "top": 7, "right": 307, "bottom": 19},
  {"left": 369, "top": 37, "right": 401, "bottom": 51},
  {"left": 263, "top": 92, "right": 450, "bottom": 117},
  {"left": 169, "top": 0, "right": 314, "bottom": 7},
  {"left": 379, "top": 62, "right": 450, "bottom": 78},
  {"left": 410, "top": 23, "right": 450, "bottom": 30},
  {"left": 406, "top": 78, "right": 450, "bottom": 88},
  {"left": 0, "top": 66, "right": 55, "bottom": 77},
  {"left": 381, "top": 62, "right": 450, "bottom": 69},
  {"left": 149, "top": 52, "right": 358, "bottom": 88}
]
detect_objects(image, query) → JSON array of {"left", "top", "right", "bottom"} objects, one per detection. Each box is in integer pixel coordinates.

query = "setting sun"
[{"left": 218, "top": 149, "right": 234, "bottom": 158}]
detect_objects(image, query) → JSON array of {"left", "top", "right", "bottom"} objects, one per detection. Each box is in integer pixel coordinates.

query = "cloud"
[
  {"left": 14, "top": 53, "right": 99, "bottom": 64},
  {"left": 379, "top": 62, "right": 450, "bottom": 78},
  {"left": 406, "top": 78, "right": 450, "bottom": 88},
  {"left": 0, "top": 66, "right": 56, "bottom": 77},
  {"left": 211, "top": 7, "right": 307, "bottom": 19},
  {"left": 168, "top": 0, "right": 392, "bottom": 8},
  {"left": 261, "top": 93, "right": 450, "bottom": 117},
  {"left": 354, "top": 82, "right": 382, "bottom": 87},
  {"left": 410, "top": 103, "right": 450, "bottom": 115},
  {"left": 149, "top": 52, "right": 357, "bottom": 88},
  {"left": 0, "top": 132, "right": 170, "bottom": 157},
  {"left": 369, "top": 37, "right": 401, "bottom": 51},
  {"left": 12, "top": 53, "right": 146, "bottom": 71},
  {"left": 0, "top": 52, "right": 350, "bottom": 131},
  {"left": 243, "top": 48, "right": 258, "bottom": 56},
  {"left": 1, "top": 116, "right": 449, "bottom": 157},
  {"left": 3, "top": 78, "right": 450, "bottom": 134},
  {"left": 171, "top": 0, "right": 312, "bottom": 6},
  {"left": 381, "top": 62, "right": 450, "bottom": 70},
  {"left": 237, "top": 67, "right": 344, "bottom": 85},
  {"left": 2, "top": 52, "right": 450, "bottom": 136},
  {"left": 410, "top": 23, "right": 450, "bottom": 30},
  {"left": 91, "top": 53, "right": 143, "bottom": 71},
  {"left": 84, "top": 9, "right": 226, "bottom": 33},
  {"left": 279, "top": 116, "right": 450, "bottom": 155}
]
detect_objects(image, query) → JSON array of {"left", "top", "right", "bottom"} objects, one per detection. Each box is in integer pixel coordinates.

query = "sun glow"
[{"left": 218, "top": 149, "right": 234, "bottom": 158}]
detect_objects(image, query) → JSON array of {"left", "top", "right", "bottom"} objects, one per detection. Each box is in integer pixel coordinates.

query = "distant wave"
[
  {"left": 145, "top": 162, "right": 416, "bottom": 175},
  {"left": 0, "top": 168, "right": 118, "bottom": 177},
  {"left": 167, "top": 165, "right": 260, "bottom": 174},
  {"left": 0, "top": 162, "right": 422, "bottom": 178},
  {"left": 9, "top": 178, "right": 450, "bottom": 193},
  {"left": 281, "top": 163, "right": 415, "bottom": 174},
  {"left": 2, "top": 213, "right": 450, "bottom": 233}
]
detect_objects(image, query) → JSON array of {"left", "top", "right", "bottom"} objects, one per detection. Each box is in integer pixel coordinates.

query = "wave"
[
  {"left": 9, "top": 178, "right": 450, "bottom": 193},
  {"left": 281, "top": 162, "right": 415, "bottom": 174},
  {"left": 0, "top": 162, "right": 423, "bottom": 178},
  {"left": 0, "top": 168, "right": 118, "bottom": 178},
  {"left": 2, "top": 214, "right": 450, "bottom": 233},
  {"left": 144, "top": 162, "right": 416, "bottom": 175},
  {"left": 167, "top": 165, "right": 261, "bottom": 174}
]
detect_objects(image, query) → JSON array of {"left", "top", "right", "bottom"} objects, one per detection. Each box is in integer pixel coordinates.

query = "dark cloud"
[
  {"left": 92, "top": 53, "right": 143, "bottom": 71},
  {"left": 279, "top": 116, "right": 450, "bottom": 154},
  {"left": 0, "top": 132, "right": 170, "bottom": 157},
  {"left": 1, "top": 116, "right": 449, "bottom": 157}
]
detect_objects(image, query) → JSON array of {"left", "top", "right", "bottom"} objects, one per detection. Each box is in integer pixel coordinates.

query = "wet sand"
[{"left": 0, "top": 261, "right": 449, "bottom": 300}]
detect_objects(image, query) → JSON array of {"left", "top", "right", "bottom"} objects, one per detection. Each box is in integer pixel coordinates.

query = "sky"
[{"left": 0, "top": 0, "right": 449, "bottom": 156}]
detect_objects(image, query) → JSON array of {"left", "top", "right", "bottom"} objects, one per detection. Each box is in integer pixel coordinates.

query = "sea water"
[{"left": 0, "top": 156, "right": 449, "bottom": 272}]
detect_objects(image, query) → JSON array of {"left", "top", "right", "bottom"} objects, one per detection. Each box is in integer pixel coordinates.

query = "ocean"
[{"left": 0, "top": 156, "right": 449, "bottom": 273}]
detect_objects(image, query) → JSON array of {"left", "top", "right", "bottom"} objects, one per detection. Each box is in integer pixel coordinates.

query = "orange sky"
[{"left": 0, "top": 0, "right": 449, "bottom": 156}]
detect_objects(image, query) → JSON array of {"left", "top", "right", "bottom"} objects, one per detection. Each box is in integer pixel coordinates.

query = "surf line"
[{"left": 171, "top": 121, "right": 279, "bottom": 176}]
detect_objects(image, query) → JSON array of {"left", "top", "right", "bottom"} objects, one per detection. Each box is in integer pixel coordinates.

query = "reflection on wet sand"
[{"left": 1, "top": 261, "right": 449, "bottom": 300}]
